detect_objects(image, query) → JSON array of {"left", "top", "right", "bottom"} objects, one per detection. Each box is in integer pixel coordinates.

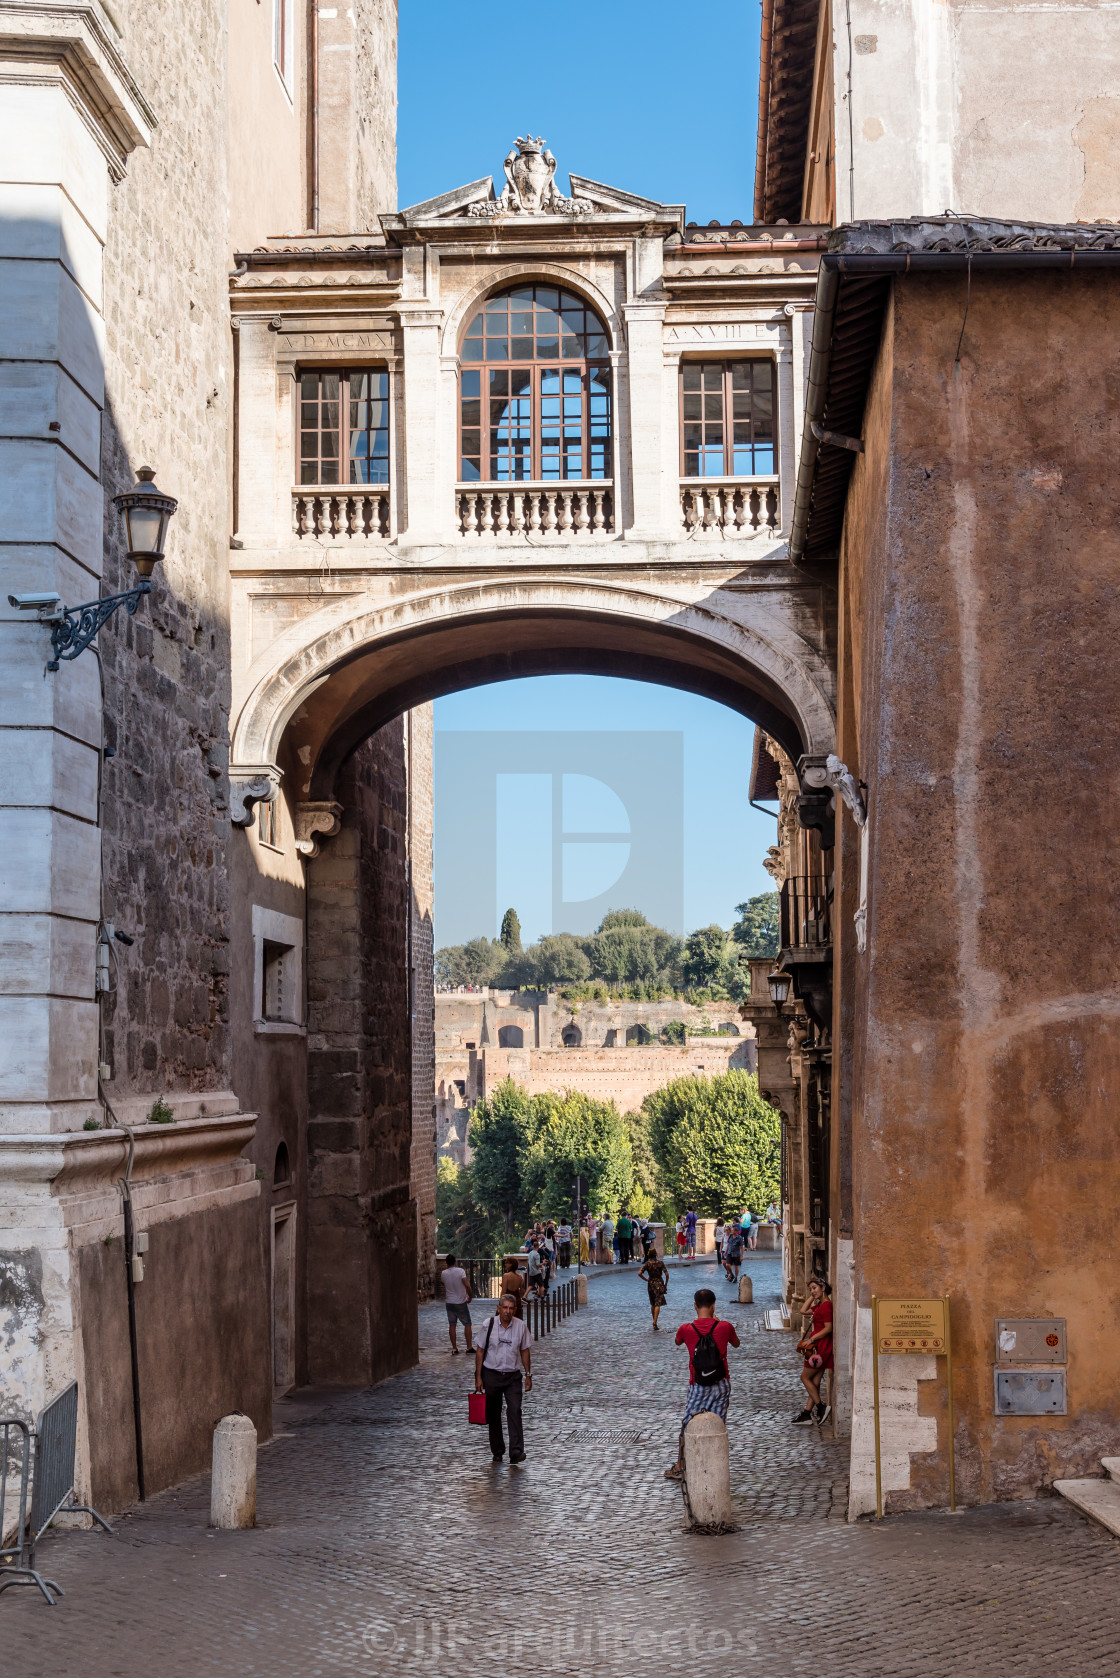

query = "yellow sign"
[
  {"left": 875, "top": 1297, "right": 948, "bottom": 1354},
  {"left": 871, "top": 1295, "right": 956, "bottom": 1518}
]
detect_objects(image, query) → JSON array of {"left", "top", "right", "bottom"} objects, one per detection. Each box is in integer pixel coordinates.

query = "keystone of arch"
[
  {"left": 230, "top": 575, "right": 836, "bottom": 772},
  {"left": 440, "top": 262, "right": 624, "bottom": 356}
]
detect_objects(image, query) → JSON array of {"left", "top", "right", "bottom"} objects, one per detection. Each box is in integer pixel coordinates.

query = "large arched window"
[{"left": 459, "top": 285, "right": 611, "bottom": 483}]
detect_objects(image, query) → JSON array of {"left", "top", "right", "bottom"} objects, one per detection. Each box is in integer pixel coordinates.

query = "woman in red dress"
[{"left": 793, "top": 1277, "right": 833, "bottom": 1426}]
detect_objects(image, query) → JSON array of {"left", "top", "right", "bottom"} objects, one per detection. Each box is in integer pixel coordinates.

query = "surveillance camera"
[{"left": 8, "top": 591, "right": 63, "bottom": 617}]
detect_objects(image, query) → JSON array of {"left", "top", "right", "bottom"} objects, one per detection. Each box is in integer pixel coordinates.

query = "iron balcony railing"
[{"left": 780, "top": 875, "right": 832, "bottom": 953}]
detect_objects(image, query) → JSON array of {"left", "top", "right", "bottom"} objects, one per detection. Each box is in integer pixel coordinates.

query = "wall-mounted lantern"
[
  {"left": 8, "top": 466, "right": 177, "bottom": 670},
  {"left": 767, "top": 969, "right": 793, "bottom": 1011}
]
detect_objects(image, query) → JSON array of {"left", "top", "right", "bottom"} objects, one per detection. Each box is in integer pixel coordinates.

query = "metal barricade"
[{"left": 0, "top": 1382, "right": 112, "bottom": 1607}]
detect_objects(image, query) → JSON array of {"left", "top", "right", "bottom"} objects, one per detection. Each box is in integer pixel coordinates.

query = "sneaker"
[
  {"left": 491, "top": 1453, "right": 504, "bottom": 1462},
  {"left": 664, "top": 1464, "right": 684, "bottom": 1480},
  {"left": 509, "top": 1452, "right": 526, "bottom": 1464},
  {"left": 815, "top": 1403, "right": 832, "bottom": 1426},
  {"left": 792, "top": 1409, "right": 815, "bottom": 1425}
]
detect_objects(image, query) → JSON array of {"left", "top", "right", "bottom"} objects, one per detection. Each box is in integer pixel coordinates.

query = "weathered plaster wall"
[
  {"left": 305, "top": 717, "right": 418, "bottom": 1384},
  {"left": 79, "top": 1190, "right": 269, "bottom": 1511},
  {"left": 227, "top": 0, "right": 310, "bottom": 248},
  {"left": 846, "top": 271, "right": 1120, "bottom": 1511},
  {"left": 829, "top": 0, "right": 1120, "bottom": 222},
  {"left": 318, "top": 0, "right": 397, "bottom": 230}
]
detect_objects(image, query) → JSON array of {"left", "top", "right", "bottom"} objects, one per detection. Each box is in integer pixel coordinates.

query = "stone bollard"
[
  {"left": 211, "top": 1413, "right": 256, "bottom": 1529},
  {"left": 576, "top": 1273, "right": 588, "bottom": 1306},
  {"left": 683, "top": 1411, "right": 733, "bottom": 1527},
  {"left": 738, "top": 1274, "right": 753, "bottom": 1304}
]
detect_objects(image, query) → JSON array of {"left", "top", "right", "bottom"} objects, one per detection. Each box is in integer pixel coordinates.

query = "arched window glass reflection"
[{"left": 459, "top": 286, "right": 611, "bottom": 482}]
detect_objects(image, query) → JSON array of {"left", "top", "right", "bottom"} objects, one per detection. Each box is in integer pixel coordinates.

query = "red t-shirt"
[{"left": 675, "top": 1317, "right": 740, "bottom": 1383}]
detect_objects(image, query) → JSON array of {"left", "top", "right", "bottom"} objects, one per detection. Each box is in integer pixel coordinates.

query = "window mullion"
[
  {"left": 340, "top": 373, "right": 348, "bottom": 486},
  {"left": 724, "top": 362, "right": 732, "bottom": 477},
  {"left": 533, "top": 365, "right": 540, "bottom": 483}
]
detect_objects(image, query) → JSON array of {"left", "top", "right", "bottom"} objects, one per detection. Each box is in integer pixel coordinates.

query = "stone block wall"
[
  {"left": 98, "top": 0, "right": 234, "bottom": 1102},
  {"left": 305, "top": 716, "right": 418, "bottom": 1384},
  {"left": 408, "top": 705, "right": 437, "bottom": 1298}
]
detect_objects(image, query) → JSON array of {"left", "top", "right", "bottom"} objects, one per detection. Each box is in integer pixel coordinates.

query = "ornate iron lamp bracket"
[{"left": 46, "top": 582, "right": 152, "bottom": 671}]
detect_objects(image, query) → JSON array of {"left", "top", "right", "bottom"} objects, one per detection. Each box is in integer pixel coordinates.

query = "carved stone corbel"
[
  {"left": 798, "top": 753, "right": 867, "bottom": 826},
  {"left": 229, "top": 765, "right": 282, "bottom": 826},
  {"left": 294, "top": 800, "right": 344, "bottom": 859}
]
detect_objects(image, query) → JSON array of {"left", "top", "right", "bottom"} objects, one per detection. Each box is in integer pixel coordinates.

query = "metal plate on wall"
[
  {"left": 994, "top": 1369, "right": 1067, "bottom": 1416},
  {"left": 995, "top": 1318, "right": 1066, "bottom": 1364}
]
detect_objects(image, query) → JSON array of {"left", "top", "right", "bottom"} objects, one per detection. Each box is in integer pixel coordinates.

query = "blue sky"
[
  {"left": 398, "top": 1, "right": 762, "bottom": 225},
  {"left": 400, "top": 4, "right": 773, "bottom": 948}
]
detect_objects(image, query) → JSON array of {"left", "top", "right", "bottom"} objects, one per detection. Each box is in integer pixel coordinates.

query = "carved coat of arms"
[{"left": 470, "top": 135, "right": 593, "bottom": 218}]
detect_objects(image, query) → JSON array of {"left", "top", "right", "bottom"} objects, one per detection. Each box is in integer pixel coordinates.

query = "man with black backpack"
[{"left": 664, "top": 1288, "right": 740, "bottom": 1481}]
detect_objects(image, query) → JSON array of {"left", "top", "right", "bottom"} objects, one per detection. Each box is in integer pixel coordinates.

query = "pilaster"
[{"left": 622, "top": 301, "right": 670, "bottom": 537}]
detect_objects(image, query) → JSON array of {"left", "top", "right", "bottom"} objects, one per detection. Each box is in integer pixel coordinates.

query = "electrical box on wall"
[
  {"left": 995, "top": 1318, "right": 1066, "bottom": 1365},
  {"left": 995, "top": 1369, "right": 1067, "bottom": 1415}
]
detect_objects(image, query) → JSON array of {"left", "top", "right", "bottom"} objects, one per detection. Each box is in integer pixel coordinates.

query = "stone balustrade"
[
  {"left": 680, "top": 479, "right": 780, "bottom": 537},
  {"left": 292, "top": 487, "right": 392, "bottom": 540},
  {"left": 456, "top": 483, "right": 615, "bottom": 539}
]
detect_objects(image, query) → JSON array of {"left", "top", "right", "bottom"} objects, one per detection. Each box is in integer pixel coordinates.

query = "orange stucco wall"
[{"left": 842, "top": 270, "right": 1120, "bottom": 1507}]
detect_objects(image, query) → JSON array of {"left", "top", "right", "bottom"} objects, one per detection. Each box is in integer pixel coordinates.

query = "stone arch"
[
  {"left": 561, "top": 1023, "right": 582, "bottom": 1047},
  {"left": 441, "top": 262, "right": 623, "bottom": 359},
  {"left": 231, "top": 577, "right": 836, "bottom": 802},
  {"left": 498, "top": 1024, "right": 524, "bottom": 1048}
]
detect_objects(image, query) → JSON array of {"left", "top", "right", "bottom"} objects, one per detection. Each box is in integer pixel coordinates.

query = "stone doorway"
[{"left": 271, "top": 1203, "right": 297, "bottom": 1394}]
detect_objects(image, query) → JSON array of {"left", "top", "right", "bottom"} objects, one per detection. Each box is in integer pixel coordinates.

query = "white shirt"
[
  {"left": 557, "top": 1224, "right": 572, "bottom": 1241},
  {"left": 442, "top": 1266, "right": 469, "bottom": 1305},
  {"left": 479, "top": 1314, "right": 532, "bottom": 1371}
]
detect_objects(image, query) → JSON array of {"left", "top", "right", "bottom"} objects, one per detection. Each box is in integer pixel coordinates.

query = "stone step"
[{"left": 1053, "top": 1476, "right": 1120, "bottom": 1539}]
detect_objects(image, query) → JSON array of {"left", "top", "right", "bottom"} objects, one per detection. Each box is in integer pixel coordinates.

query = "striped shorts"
[{"left": 681, "top": 1378, "right": 731, "bottom": 1431}]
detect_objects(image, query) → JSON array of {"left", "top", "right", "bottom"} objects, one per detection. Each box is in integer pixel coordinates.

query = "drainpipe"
[
  {"left": 788, "top": 258, "right": 840, "bottom": 564},
  {"left": 310, "top": 0, "right": 319, "bottom": 232}
]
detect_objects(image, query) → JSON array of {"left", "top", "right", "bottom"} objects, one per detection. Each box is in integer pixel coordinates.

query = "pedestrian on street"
[
  {"left": 684, "top": 1206, "right": 697, "bottom": 1258},
  {"left": 641, "top": 1219, "right": 657, "bottom": 1261},
  {"left": 794, "top": 1278, "right": 834, "bottom": 1426},
  {"left": 526, "top": 1241, "right": 545, "bottom": 1299},
  {"left": 579, "top": 1218, "right": 590, "bottom": 1265},
  {"left": 617, "top": 1210, "right": 633, "bottom": 1263},
  {"left": 587, "top": 1212, "right": 599, "bottom": 1261},
  {"left": 664, "top": 1287, "right": 741, "bottom": 1480},
  {"left": 441, "top": 1254, "right": 474, "bottom": 1356},
  {"left": 474, "top": 1294, "right": 533, "bottom": 1464},
  {"left": 714, "top": 1217, "right": 726, "bottom": 1264},
  {"left": 638, "top": 1250, "right": 669, "bottom": 1329},
  {"left": 722, "top": 1219, "right": 744, "bottom": 1285},
  {"left": 601, "top": 1214, "right": 615, "bottom": 1263},
  {"left": 557, "top": 1218, "right": 573, "bottom": 1269},
  {"left": 500, "top": 1256, "right": 526, "bottom": 1318},
  {"left": 741, "top": 1207, "right": 754, "bottom": 1251}
]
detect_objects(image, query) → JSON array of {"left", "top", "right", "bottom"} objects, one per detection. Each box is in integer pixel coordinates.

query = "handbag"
[{"left": 469, "top": 1316, "right": 498, "bottom": 1424}]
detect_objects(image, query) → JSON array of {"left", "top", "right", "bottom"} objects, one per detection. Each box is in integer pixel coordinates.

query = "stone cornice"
[
  {"left": 0, "top": 1, "right": 155, "bottom": 176},
  {"left": 0, "top": 1108, "right": 257, "bottom": 1196}
]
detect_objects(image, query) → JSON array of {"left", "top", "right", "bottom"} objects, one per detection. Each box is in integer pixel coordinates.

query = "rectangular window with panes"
[
  {"left": 298, "top": 369, "right": 389, "bottom": 486},
  {"left": 680, "top": 360, "right": 775, "bottom": 478}
]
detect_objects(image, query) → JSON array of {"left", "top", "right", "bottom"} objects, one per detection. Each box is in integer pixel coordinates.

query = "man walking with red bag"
[{"left": 474, "top": 1294, "right": 533, "bottom": 1464}]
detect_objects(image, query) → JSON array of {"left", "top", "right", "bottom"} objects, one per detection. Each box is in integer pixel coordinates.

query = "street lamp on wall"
[
  {"left": 7, "top": 466, "right": 177, "bottom": 670},
  {"left": 767, "top": 969, "right": 793, "bottom": 1012}
]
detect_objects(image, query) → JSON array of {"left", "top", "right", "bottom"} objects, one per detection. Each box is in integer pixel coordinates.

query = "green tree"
[
  {"left": 533, "top": 933, "right": 591, "bottom": 986},
  {"left": 435, "top": 936, "right": 507, "bottom": 987},
  {"left": 643, "top": 1069, "right": 780, "bottom": 1215},
  {"left": 623, "top": 1104, "right": 664, "bottom": 1220},
  {"left": 468, "top": 1078, "right": 536, "bottom": 1232},
  {"left": 731, "top": 892, "right": 780, "bottom": 959},
  {"left": 435, "top": 1157, "right": 506, "bottom": 1257},
  {"left": 521, "top": 1090, "right": 634, "bottom": 1218},
  {"left": 661, "top": 1019, "right": 688, "bottom": 1045},
  {"left": 681, "top": 924, "right": 730, "bottom": 988},
  {"left": 500, "top": 906, "right": 522, "bottom": 956}
]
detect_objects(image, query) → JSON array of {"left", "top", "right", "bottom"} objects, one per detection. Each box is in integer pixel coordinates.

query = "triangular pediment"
[
  {"left": 566, "top": 175, "right": 675, "bottom": 216},
  {"left": 391, "top": 177, "right": 496, "bottom": 226}
]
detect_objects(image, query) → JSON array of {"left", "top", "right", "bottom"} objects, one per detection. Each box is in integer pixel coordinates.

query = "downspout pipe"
[
  {"left": 788, "top": 243, "right": 1120, "bottom": 562},
  {"left": 788, "top": 258, "right": 840, "bottom": 564}
]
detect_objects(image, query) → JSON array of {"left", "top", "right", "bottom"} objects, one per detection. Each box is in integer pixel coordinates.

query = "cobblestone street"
[{"left": 5, "top": 1255, "right": 1119, "bottom": 1676}]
